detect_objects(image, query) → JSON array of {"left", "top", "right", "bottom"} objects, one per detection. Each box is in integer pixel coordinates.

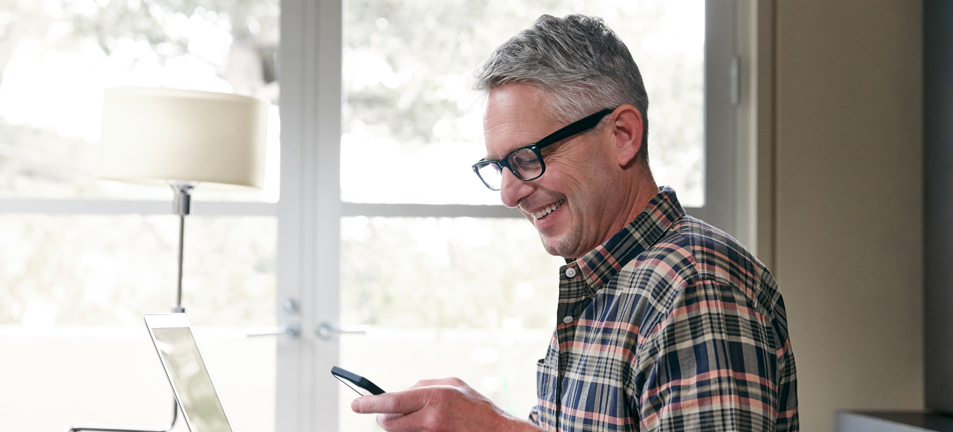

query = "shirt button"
[
  {"left": 565, "top": 268, "right": 577, "bottom": 278},
  {"left": 562, "top": 316, "right": 574, "bottom": 324}
]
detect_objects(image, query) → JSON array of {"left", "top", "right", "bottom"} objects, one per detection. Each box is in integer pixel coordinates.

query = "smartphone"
[{"left": 331, "top": 366, "right": 386, "bottom": 396}]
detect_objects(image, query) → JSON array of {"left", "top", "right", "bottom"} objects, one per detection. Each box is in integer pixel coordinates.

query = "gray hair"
[{"left": 473, "top": 14, "right": 650, "bottom": 163}]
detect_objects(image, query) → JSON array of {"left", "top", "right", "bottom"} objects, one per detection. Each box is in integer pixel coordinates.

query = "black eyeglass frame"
[{"left": 472, "top": 108, "right": 615, "bottom": 191}]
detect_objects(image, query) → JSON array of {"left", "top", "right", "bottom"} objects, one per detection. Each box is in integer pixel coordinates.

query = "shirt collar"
[{"left": 570, "top": 186, "right": 686, "bottom": 292}]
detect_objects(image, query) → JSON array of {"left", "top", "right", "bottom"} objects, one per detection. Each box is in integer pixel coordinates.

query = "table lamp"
[
  {"left": 97, "top": 86, "right": 268, "bottom": 313},
  {"left": 67, "top": 87, "right": 268, "bottom": 432}
]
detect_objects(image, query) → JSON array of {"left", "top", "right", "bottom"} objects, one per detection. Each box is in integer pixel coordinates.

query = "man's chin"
[{"left": 538, "top": 235, "right": 577, "bottom": 259}]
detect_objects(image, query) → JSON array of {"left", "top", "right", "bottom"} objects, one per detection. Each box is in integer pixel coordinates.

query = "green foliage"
[
  {"left": 0, "top": 0, "right": 277, "bottom": 69},
  {"left": 344, "top": 0, "right": 572, "bottom": 151},
  {"left": 341, "top": 217, "right": 564, "bottom": 329}
]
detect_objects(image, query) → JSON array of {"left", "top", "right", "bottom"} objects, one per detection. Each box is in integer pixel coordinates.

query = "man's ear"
[{"left": 610, "top": 105, "right": 644, "bottom": 167}]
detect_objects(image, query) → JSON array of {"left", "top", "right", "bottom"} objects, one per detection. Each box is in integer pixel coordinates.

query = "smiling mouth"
[{"left": 532, "top": 199, "right": 565, "bottom": 220}]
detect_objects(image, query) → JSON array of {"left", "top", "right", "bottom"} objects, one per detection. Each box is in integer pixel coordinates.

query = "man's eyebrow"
[
  {"left": 484, "top": 144, "right": 514, "bottom": 161},
  {"left": 484, "top": 145, "right": 517, "bottom": 162}
]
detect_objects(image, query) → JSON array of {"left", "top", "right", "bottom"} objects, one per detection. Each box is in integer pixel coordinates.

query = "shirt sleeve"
[
  {"left": 528, "top": 406, "right": 541, "bottom": 425},
  {"left": 634, "top": 279, "right": 786, "bottom": 431}
]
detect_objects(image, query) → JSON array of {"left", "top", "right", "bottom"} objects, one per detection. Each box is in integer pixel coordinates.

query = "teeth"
[{"left": 533, "top": 200, "right": 565, "bottom": 219}]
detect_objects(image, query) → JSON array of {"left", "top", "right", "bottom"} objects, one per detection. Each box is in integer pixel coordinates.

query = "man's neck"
[{"left": 612, "top": 169, "right": 659, "bottom": 242}]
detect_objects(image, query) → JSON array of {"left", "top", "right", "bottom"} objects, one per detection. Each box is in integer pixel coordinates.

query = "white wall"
[{"left": 768, "top": 1, "right": 924, "bottom": 431}]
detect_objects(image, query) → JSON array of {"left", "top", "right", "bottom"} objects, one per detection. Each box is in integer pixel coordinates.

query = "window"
[
  {"left": 2, "top": 1, "right": 750, "bottom": 430},
  {"left": 0, "top": 1, "right": 280, "bottom": 430}
]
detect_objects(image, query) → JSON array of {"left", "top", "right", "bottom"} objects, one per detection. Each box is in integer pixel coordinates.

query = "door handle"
[
  {"left": 316, "top": 322, "right": 367, "bottom": 340},
  {"left": 246, "top": 323, "right": 302, "bottom": 337}
]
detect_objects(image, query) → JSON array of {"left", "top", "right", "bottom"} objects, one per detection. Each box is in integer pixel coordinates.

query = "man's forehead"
[
  {"left": 482, "top": 112, "right": 540, "bottom": 158},
  {"left": 482, "top": 85, "right": 555, "bottom": 156}
]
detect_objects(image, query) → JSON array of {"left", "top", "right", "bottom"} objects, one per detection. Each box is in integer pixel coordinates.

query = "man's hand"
[{"left": 350, "top": 377, "right": 542, "bottom": 432}]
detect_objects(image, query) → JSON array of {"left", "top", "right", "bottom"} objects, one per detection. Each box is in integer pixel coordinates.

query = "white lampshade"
[{"left": 98, "top": 87, "right": 268, "bottom": 190}]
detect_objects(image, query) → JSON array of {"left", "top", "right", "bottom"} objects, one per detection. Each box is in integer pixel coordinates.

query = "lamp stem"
[
  {"left": 174, "top": 214, "right": 185, "bottom": 313},
  {"left": 169, "top": 180, "right": 195, "bottom": 314}
]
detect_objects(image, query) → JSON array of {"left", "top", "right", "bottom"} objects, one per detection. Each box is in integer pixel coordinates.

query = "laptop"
[{"left": 144, "top": 313, "right": 234, "bottom": 432}]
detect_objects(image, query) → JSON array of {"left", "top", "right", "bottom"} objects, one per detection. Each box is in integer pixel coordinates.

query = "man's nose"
[{"left": 500, "top": 168, "right": 534, "bottom": 208}]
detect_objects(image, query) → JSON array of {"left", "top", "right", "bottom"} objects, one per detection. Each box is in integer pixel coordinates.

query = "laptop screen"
[{"left": 146, "top": 314, "right": 233, "bottom": 432}]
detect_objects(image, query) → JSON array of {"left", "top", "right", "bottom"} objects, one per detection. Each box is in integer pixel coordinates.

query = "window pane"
[
  {"left": 0, "top": 214, "right": 277, "bottom": 326},
  {"left": 0, "top": 214, "right": 276, "bottom": 431},
  {"left": 340, "top": 216, "right": 564, "bottom": 430},
  {"left": 342, "top": 0, "right": 704, "bottom": 206},
  {"left": 0, "top": 0, "right": 280, "bottom": 202}
]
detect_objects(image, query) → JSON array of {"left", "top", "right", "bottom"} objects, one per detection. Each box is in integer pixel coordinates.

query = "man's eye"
[{"left": 510, "top": 150, "right": 539, "bottom": 168}]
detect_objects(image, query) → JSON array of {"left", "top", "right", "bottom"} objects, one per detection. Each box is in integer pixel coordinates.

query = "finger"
[
  {"left": 352, "top": 390, "right": 426, "bottom": 415},
  {"left": 410, "top": 377, "right": 465, "bottom": 388}
]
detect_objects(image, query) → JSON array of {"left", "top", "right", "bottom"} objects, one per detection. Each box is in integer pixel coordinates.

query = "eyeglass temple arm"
[{"left": 534, "top": 108, "right": 613, "bottom": 149}]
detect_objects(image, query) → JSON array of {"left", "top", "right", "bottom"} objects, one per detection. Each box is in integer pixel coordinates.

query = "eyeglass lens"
[
  {"left": 509, "top": 148, "right": 542, "bottom": 178},
  {"left": 476, "top": 162, "right": 504, "bottom": 190},
  {"left": 477, "top": 147, "right": 544, "bottom": 190}
]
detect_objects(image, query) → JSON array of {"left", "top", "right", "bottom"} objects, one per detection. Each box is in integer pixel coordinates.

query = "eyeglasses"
[{"left": 472, "top": 108, "right": 614, "bottom": 191}]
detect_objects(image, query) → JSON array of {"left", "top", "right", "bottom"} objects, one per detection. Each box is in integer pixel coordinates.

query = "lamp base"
[{"left": 67, "top": 399, "right": 179, "bottom": 432}]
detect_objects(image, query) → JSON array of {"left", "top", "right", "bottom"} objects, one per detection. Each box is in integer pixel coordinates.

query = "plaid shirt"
[{"left": 529, "top": 187, "right": 798, "bottom": 431}]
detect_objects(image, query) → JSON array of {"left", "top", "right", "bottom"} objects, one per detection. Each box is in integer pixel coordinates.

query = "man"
[{"left": 353, "top": 14, "right": 798, "bottom": 431}]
